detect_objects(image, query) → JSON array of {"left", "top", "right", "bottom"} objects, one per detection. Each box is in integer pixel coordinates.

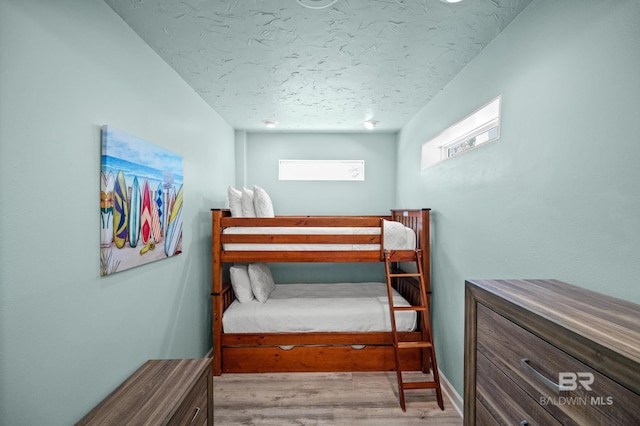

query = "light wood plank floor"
[{"left": 214, "top": 371, "right": 463, "bottom": 425}]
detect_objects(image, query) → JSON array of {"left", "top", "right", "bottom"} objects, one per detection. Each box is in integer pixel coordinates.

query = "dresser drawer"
[
  {"left": 475, "top": 399, "right": 498, "bottom": 426},
  {"left": 477, "top": 303, "right": 640, "bottom": 425},
  {"left": 77, "top": 359, "right": 212, "bottom": 426},
  {"left": 477, "top": 352, "right": 561, "bottom": 425},
  {"left": 168, "top": 371, "right": 208, "bottom": 425}
]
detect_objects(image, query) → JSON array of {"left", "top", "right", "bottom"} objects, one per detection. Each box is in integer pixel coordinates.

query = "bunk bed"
[{"left": 211, "top": 207, "right": 432, "bottom": 376}]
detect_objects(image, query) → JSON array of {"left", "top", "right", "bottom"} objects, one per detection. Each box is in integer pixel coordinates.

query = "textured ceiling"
[{"left": 105, "top": 0, "right": 533, "bottom": 131}]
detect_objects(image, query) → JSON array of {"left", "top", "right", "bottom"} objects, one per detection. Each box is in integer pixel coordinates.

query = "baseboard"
[{"left": 439, "top": 368, "right": 464, "bottom": 419}]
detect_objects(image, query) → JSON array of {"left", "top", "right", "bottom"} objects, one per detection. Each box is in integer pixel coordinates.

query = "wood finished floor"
[{"left": 213, "top": 371, "right": 463, "bottom": 425}]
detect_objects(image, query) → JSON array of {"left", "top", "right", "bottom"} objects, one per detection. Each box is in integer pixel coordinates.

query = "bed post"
[
  {"left": 420, "top": 208, "right": 431, "bottom": 294},
  {"left": 420, "top": 208, "right": 432, "bottom": 374},
  {"left": 211, "top": 209, "right": 224, "bottom": 376}
]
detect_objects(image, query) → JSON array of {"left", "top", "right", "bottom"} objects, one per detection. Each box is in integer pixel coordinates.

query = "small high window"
[
  {"left": 421, "top": 96, "right": 501, "bottom": 170},
  {"left": 279, "top": 160, "right": 365, "bottom": 181}
]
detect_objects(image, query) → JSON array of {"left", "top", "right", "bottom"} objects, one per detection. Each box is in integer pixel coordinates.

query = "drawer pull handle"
[
  {"left": 520, "top": 358, "right": 560, "bottom": 393},
  {"left": 190, "top": 407, "right": 201, "bottom": 424}
]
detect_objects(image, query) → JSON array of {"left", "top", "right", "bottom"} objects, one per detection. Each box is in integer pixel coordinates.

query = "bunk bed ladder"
[{"left": 384, "top": 249, "right": 444, "bottom": 412}]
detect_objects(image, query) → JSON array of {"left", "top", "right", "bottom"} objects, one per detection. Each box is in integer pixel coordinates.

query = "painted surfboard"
[
  {"left": 112, "top": 170, "right": 129, "bottom": 249},
  {"left": 155, "top": 183, "right": 164, "bottom": 233},
  {"left": 151, "top": 191, "right": 162, "bottom": 243},
  {"left": 162, "top": 186, "right": 173, "bottom": 238},
  {"left": 140, "top": 179, "right": 152, "bottom": 244},
  {"left": 128, "top": 177, "right": 141, "bottom": 248},
  {"left": 100, "top": 171, "right": 115, "bottom": 247},
  {"left": 169, "top": 189, "right": 175, "bottom": 216},
  {"left": 165, "top": 185, "right": 183, "bottom": 257}
]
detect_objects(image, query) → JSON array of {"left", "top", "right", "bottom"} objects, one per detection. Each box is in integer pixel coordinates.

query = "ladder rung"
[
  {"left": 393, "top": 306, "right": 426, "bottom": 312},
  {"left": 388, "top": 273, "right": 421, "bottom": 278},
  {"left": 397, "top": 341, "right": 432, "bottom": 349},
  {"left": 385, "top": 250, "right": 418, "bottom": 258},
  {"left": 402, "top": 381, "right": 439, "bottom": 390}
]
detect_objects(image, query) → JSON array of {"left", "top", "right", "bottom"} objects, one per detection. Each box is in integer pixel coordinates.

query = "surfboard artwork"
[
  {"left": 163, "top": 186, "right": 174, "bottom": 239},
  {"left": 128, "top": 176, "right": 141, "bottom": 248},
  {"left": 113, "top": 170, "right": 129, "bottom": 249},
  {"left": 165, "top": 185, "right": 183, "bottom": 257},
  {"left": 155, "top": 182, "right": 163, "bottom": 235},
  {"left": 140, "top": 179, "right": 152, "bottom": 245},
  {"left": 100, "top": 171, "right": 115, "bottom": 247},
  {"left": 100, "top": 126, "right": 183, "bottom": 276},
  {"left": 151, "top": 188, "right": 162, "bottom": 244}
]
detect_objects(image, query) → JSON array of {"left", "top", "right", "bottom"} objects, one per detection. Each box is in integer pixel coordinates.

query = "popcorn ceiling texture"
[{"left": 105, "top": 0, "right": 532, "bottom": 131}]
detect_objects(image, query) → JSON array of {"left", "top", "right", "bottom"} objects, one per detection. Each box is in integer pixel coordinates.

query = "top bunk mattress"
[
  {"left": 222, "top": 219, "right": 416, "bottom": 251},
  {"left": 222, "top": 282, "right": 417, "bottom": 333}
]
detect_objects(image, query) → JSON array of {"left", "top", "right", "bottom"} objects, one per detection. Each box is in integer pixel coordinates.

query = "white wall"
[
  {"left": 0, "top": 1, "right": 234, "bottom": 424},
  {"left": 397, "top": 0, "right": 640, "bottom": 397}
]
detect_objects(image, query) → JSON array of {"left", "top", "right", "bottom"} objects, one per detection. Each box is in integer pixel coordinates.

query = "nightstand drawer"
[
  {"left": 168, "top": 372, "right": 208, "bottom": 425},
  {"left": 477, "top": 304, "right": 640, "bottom": 425},
  {"left": 476, "top": 352, "right": 560, "bottom": 425}
]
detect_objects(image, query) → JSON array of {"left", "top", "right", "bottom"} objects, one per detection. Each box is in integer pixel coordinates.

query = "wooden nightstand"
[{"left": 76, "top": 359, "right": 212, "bottom": 425}]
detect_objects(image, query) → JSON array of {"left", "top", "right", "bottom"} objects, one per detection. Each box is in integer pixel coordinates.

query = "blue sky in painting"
[
  {"left": 101, "top": 125, "right": 183, "bottom": 188},
  {"left": 101, "top": 126, "right": 183, "bottom": 175}
]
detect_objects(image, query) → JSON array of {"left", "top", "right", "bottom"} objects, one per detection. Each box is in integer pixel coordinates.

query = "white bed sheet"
[
  {"left": 223, "top": 220, "right": 415, "bottom": 251},
  {"left": 222, "top": 283, "right": 417, "bottom": 333}
]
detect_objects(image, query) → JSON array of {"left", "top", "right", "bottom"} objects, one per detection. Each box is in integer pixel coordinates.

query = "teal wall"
[
  {"left": 0, "top": 1, "right": 234, "bottom": 425},
  {"left": 397, "top": 0, "right": 640, "bottom": 398},
  {"left": 241, "top": 131, "right": 397, "bottom": 215},
  {"left": 240, "top": 131, "right": 397, "bottom": 282}
]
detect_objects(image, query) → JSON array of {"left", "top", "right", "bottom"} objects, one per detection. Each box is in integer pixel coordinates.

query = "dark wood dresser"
[
  {"left": 76, "top": 359, "right": 212, "bottom": 425},
  {"left": 464, "top": 279, "right": 640, "bottom": 425}
]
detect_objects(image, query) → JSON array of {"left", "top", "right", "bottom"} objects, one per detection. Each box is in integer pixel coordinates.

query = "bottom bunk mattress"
[{"left": 222, "top": 282, "right": 417, "bottom": 333}]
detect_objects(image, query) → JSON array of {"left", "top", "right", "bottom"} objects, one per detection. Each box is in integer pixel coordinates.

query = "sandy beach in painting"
[{"left": 101, "top": 238, "right": 182, "bottom": 276}]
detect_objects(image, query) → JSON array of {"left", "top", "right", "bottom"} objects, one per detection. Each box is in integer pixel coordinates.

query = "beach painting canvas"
[{"left": 100, "top": 126, "right": 184, "bottom": 276}]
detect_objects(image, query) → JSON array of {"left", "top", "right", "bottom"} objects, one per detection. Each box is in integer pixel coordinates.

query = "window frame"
[
  {"left": 278, "top": 159, "right": 365, "bottom": 181},
  {"left": 421, "top": 96, "right": 501, "bottom": 170}
]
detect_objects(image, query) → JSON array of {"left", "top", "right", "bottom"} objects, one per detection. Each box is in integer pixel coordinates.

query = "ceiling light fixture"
[
  {"left": 441, "top": 0, "right": 463, "bottom": 3},
  {"left": 363, "top": 120, "right": 378, "bottom": 130},
  {"left": 296, "top": 0, "right": 339, "bottom": 10},
  {"left": 263, "top": 120, "right": 278, "bottom": 128}
]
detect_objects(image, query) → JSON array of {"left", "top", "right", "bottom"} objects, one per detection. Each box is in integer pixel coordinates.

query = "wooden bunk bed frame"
[{"left": 211, "top": 208, "right": 432, "bottom": 376}]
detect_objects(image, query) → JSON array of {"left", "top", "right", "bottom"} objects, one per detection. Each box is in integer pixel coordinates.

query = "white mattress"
[
  {"left": 223, "top": 220, "right": 415, "bottom": 251},
  {"left": 222, "top": 283, "right": 417, "bottom": 333}
]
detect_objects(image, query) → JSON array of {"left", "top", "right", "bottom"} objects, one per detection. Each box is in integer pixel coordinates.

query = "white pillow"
[
  {"left": 241, "top": 187, "right": 257, "bottom": 218},
  {"left": 229, "top": 264, "right": 254, "bottom": 303},
  {"left": 228, "top": 186, "right": 243, "bottom": 217},
  {"left": 248, "top": 263, "right": 275, "bottom": 303},
  {"left": 253, "top": 185, "right": 274, "bottom": 218}
]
